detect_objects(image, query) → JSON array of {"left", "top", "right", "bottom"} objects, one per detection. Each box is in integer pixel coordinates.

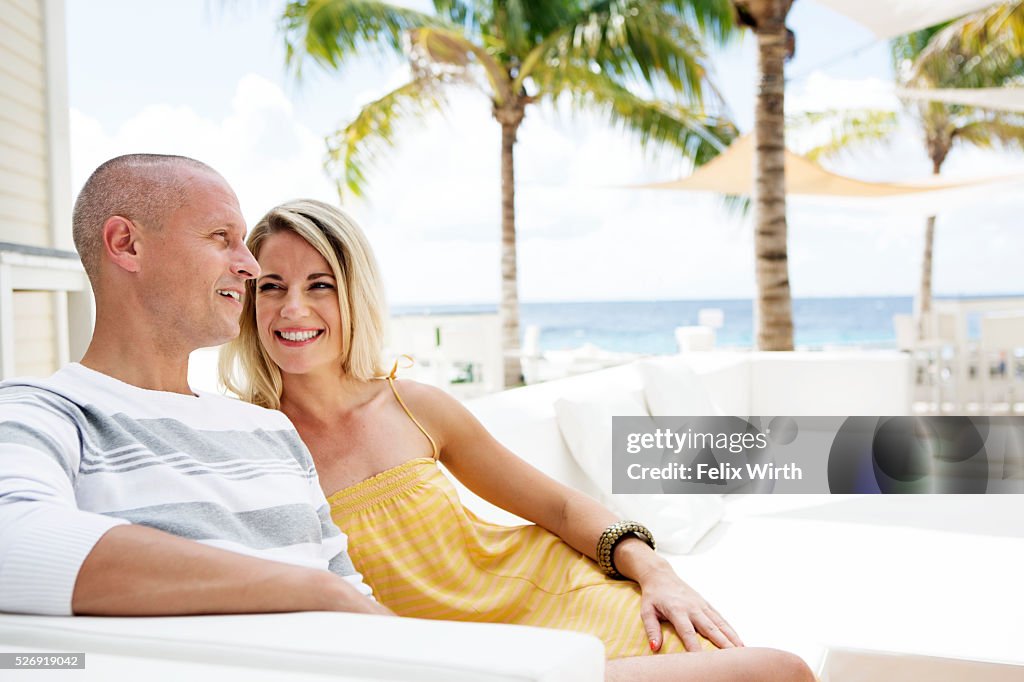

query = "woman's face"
[{"left": 254, "top": 230, "right": 344, "bottom": 378}]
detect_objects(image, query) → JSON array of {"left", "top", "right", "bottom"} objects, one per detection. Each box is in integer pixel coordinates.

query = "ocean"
[{"left": 392, "top": 295, "right": 1012, "bottom": 355}]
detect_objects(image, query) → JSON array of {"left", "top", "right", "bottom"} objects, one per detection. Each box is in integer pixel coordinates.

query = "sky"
[{"left": 64, "top": 0, "right": 1024, "bottom": 305}]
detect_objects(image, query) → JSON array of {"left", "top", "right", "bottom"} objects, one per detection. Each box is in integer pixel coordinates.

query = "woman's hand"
[{"left": 636, "top": 562, "right": 744, "bottom": 653}]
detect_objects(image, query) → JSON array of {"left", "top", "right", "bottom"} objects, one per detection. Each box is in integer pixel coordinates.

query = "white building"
[{"left": 0, "top": 0, "right": 91, "bottom": 379}]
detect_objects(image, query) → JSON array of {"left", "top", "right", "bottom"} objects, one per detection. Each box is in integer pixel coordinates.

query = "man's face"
[{"left": 138, "top": 168, "right": 259, "bottom": 351}]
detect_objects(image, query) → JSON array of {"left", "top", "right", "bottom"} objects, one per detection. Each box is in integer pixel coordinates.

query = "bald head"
[{"left": 72, "top": 154, "right": 225, "bottom": 281}]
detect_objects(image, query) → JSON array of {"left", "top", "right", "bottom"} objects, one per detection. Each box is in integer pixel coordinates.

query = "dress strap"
[{"left": 385, "top": 357, "right": 440, "bottom": 461}]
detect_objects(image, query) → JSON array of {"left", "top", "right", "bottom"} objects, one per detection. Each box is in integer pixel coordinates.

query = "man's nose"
[{"left": 232, "top": 243, "right": 261, "bottom": 279}]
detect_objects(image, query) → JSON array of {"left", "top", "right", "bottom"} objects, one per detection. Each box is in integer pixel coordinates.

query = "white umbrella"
[
  {"left": 812, "top": 0, "right": 1000, "bottom": 40},
  {"left": 896, "top": 86, "right": 1024, "bottom": 113}
]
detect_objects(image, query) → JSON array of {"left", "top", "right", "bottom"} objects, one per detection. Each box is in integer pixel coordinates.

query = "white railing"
[{"left": 910, "top": 297, "right": 1024, "bottom": 413}]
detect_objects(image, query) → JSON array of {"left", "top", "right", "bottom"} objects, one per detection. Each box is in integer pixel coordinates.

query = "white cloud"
[
  {"left": 788, "top": 71, "right": 900, "bottom": 114},
  {"left": 70, "top": 72, "right": 1024, "bottom": 306},
  {"left": 70, "top": 74, "right": 338, "bottom": 226}
]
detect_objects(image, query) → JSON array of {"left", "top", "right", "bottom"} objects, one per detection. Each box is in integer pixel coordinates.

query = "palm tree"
[
  {"left": 916, "top": 1, "right": 1024, "bottom": 68},
  {"left": 731, "top": 0, "right": 796, "bottom": 350},
  {"left": 280, "top": 0, "right": 738, "bottom": 387},
  {"left": 797, "top": 23, "right": 1024, "bottom": 330}
]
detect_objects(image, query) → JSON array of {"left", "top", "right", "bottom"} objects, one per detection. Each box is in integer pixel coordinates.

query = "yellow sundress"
[{"left": 327, "top": 377, "right": 713, "bottom": 659}]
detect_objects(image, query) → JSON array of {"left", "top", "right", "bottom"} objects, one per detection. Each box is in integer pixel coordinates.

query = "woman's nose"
[{"left": 280, "top": 291, "right": 309, "bottom": 318}]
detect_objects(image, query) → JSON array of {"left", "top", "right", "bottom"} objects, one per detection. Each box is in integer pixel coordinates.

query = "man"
[{"left": 0, "top": 154, "right": 390, "bottom": 617}]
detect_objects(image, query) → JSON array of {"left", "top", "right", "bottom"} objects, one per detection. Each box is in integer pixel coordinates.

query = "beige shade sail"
[
  {"left": 812, "top": 0, "right": 999, "bottom": 40},
  {"left": 896, "top": 86, "right": 1024, "bottom": 113},
  {"left": 637, "top": 134, "right": 1014, "bottom": 197}
]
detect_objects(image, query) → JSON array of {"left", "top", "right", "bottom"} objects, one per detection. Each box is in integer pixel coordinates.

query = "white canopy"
[
  {"left": 812, "top": 0, "right": 999, "bottom": 40},
  {"left": 896, "top": 86, "right": 1024, "bottom": 113},
  {"left": 636, "top": 134, "right": 1008, "bottom": 197}
]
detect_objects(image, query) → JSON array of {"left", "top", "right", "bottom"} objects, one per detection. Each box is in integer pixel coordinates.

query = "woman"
[{"left": 221, "top": 199, "right": 813, "bottom": 682}]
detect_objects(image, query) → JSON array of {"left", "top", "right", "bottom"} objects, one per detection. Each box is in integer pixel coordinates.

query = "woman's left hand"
[{"left": 637, "top": 564, "right": 744, "bottom": 652}]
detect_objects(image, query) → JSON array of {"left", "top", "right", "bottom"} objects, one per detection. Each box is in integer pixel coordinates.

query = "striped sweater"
[{"left": 0, "top": 363, "right": 371, "bottom": 615}]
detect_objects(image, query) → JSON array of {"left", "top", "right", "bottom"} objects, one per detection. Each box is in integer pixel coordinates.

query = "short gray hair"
[{"left": 72, "top": 154, "right": 218, "bottom": 281}]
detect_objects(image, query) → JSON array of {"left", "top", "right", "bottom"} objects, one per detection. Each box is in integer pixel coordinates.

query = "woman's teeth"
[{"left": 278, "top": 330, "right": 321, "bottom": 342}]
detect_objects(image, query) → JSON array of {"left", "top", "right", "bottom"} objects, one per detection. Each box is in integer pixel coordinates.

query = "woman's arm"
[{"left": 395, "top": 381, "right": 742, "bottom": 651}]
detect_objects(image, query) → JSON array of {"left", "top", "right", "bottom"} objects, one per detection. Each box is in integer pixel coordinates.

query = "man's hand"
[{"left": 311, "top": 571, "right": 394, "bottom": 615}]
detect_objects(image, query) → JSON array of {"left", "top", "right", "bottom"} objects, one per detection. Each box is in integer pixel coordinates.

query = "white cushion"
[
  {"left": 639, "top": 357, "right": 721, "bottom": 416},
  {"left": 0, "top": 612, "right": 604, "bottom": 682},
  {"left": 554, "top": 392, "right": 723, "bottom": 554}
]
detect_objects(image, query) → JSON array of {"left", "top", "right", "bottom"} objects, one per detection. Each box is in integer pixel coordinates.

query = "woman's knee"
[{"left": 750, "top": 648, "right": 816, "bottom": 682}]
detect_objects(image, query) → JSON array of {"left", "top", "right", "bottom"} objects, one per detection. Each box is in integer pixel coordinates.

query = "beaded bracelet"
[{"left": 596, "top": 520, "right": 656, "bottom": 579}]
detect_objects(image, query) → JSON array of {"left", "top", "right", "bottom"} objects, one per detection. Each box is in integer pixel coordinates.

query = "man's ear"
[{"left": 103, "top": 215, "right": 142, "bottom": 273}]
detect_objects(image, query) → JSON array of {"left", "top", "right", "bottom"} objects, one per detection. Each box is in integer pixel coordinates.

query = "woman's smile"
[{"left": 275, "top": 328, "right": 325, "bottom": 346}]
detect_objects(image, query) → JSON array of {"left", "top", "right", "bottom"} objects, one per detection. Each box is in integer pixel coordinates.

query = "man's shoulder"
[
  {"left": 0, "top": 366, "right": 82, "bottom": 404},
  {"left": 0, "top": 369, "right": 89, "bottom": 437},
  {"left": 193, "top": 390, "right": 295, "bottom": 430},
  {"left": 0, "top": 365, "right": 296, "bottom": 434},
  {"left": 0, "top": 364, "right": 140, "bottom": 411}
]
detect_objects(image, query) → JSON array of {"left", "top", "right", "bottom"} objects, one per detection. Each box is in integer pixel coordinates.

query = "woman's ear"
[{"left": 103, "top": 215, "right": 141, "bottom": 273}]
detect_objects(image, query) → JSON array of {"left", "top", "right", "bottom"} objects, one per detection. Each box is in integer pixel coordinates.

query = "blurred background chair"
[
  {"left": 979, "top": 312, "right": 1024, "bottom": 413},
  {"left": 894, "top": 311, "right": 960, "bottom": 413},
  {"left": 675, "top": 325, "right": 715, "bottom": 352}
]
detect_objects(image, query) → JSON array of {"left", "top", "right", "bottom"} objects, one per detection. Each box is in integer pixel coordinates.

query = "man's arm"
[
  {"left": 72, "top": 524, "right": 391, "bottom": 616},
  {"left": 0, "top": 396, "right": 389, "bottom": 617}
]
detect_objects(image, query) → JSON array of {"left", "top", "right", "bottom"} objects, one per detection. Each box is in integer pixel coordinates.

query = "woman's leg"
[{"left": 606, "top": 647, "right": 815, "bottom": 682}]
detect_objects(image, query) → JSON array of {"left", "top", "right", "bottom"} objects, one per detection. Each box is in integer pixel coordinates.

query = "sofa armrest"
[
  {"left": 749, "top": 351, "right": 911, "bottom": 415},
  {"left": 0, "top": 612, "right": 604, "bottom": 682}
]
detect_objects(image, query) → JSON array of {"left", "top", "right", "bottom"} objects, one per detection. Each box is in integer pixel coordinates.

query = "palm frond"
[
  {"left": 916, "top": 1, "right": 1024, "bottom": 72},
  {"left": 534, "top": 63, "right": 737, "bottom": 165},
  {"left": 514, "top": 1, "right": 720, "bottom": 107},
  {"left": 659, "top": 0, "right": 737, "bottom": 46},
  {"left": 489, "top": 0, "right": 579, "bottom": 57},
  {"left": 494, "top": 0, "right": 529, "bottom": 56},
  {"left": 408, "top": 26, "right": 512, "bottom": 101},
  {"left": 890, "top": 25, "right": 947, "bottom": 78},
  {"left": 431, "top": 0, "right": 484, "bottom": 32},
  {"left": 324, "top": 77, "right": 449, "bottom": 200},
  {"left": 281, "top": 0, "right": 447, "bottom": 73},
  {"left": 954, "top": 115, "right": 1024, "bottom": 151},
  {"left": 786, "top": 109, "right": 899, "bottom": 162}
]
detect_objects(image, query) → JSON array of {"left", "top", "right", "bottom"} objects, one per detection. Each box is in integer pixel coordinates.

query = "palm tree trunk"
[
  {"left": 497, "top": 111, "right": 524, "bottom": 388},
  {"left": 917, "top": 157, "right": 945, "bottom": 338},
  {"left": 752, "top": 5, "right": 794, "bottom": 351},
  {"left": 918, "top": 214, "right": 936, "bottom": 318}
]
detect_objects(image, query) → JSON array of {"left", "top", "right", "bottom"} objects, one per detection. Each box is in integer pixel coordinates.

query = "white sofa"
[
  {"left": 460, "top": 351, "right": 1024, "bottom": 678},
  {"left": 4, "top": 350, "right": 1023, "bottom": 680},
  {"left": 459, "top": 350, "right": 916, "bottom": 517},
  {"left": 0, "top": 612, "right": 602, "bottom": 681}
]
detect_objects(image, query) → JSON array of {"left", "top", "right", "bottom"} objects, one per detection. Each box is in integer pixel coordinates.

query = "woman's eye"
[
  {"left": 257, "top": 283, "right": 281, "bottom": 293},
  {"left": 311, "top": 282, "right": 335, "bottom": 290}
]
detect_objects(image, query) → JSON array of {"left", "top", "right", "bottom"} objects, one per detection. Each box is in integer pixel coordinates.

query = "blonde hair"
[{"left": 220, "top": 199, "right": 387, "bottom": 409}]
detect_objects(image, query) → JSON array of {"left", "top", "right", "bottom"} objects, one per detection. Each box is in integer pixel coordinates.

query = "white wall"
[
  {"left": 0, "top": 0, "right": 51, "bottom": 248},
  {"left": 0, "top": 0, "right": 81, "bottom": 379}
]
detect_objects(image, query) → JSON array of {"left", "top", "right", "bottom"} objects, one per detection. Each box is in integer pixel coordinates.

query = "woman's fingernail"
[{"left": 649, "top": 639, "right": 658, "bottom": 651}]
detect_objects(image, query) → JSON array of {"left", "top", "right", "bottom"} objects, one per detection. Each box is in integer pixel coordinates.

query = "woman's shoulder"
[
  {"left": 387, "top": 379, "right": 472, "bottom": 431},
  {"left": 389, "top": 378, "right": 458, "bottom": 409}
]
